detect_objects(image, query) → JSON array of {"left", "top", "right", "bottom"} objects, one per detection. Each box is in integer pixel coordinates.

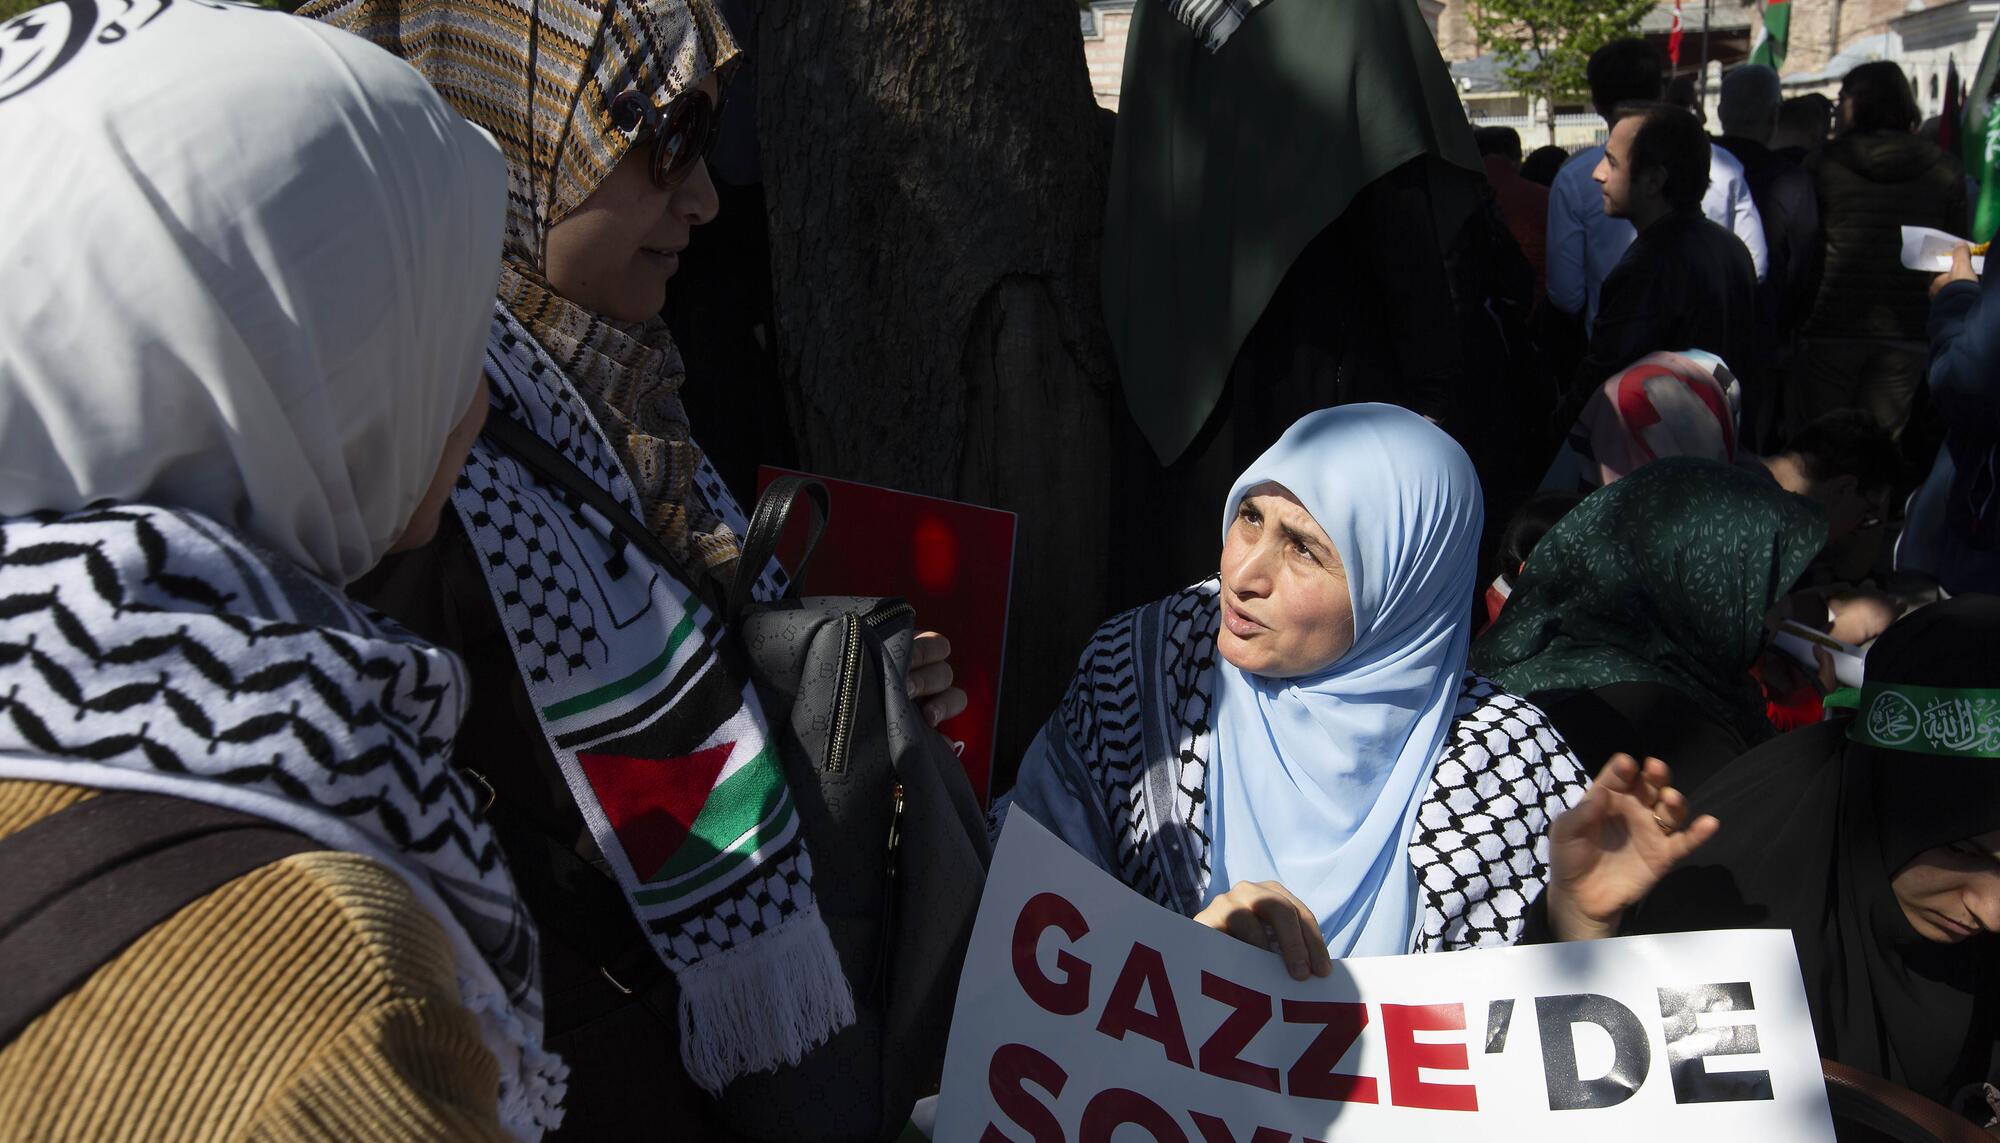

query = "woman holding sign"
[
  {"left": 1620, "top": 595, "right": 2000, "bottom": 1125},
  {"left": 1001, "top": 405, "right": 1710, "bottom": 979}
]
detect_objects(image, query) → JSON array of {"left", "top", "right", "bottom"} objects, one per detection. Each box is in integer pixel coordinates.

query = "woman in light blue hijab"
[
  {"left": 1000, "top": 404, "right": 1716, "bottom": 973},
  {"left": 1206, "top": 402, "right": 1485, "bottom": 959}
]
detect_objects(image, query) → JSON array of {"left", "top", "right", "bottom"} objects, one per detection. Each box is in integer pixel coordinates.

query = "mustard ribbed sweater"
[{"left": 0, "top": 781, "right": 515, "bottom": 1142}]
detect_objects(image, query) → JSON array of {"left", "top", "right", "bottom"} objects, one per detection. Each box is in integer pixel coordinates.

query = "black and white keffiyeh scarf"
[
  {"left": 1166, "top": 0, "right": 1273, "bottom": 50},
  {"left": 0, "top": 504, "right": 564, "bottom": 1136},
  {"left": 452, "top": 305, "right": 850, "bottom": 1093}
]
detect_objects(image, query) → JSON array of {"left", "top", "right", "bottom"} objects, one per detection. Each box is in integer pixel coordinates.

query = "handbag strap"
[
  {"left": 732, "top": 473, "right": 830, "bottom": 617},
  {"left": 480, "top": 414, "right": 828, "bottom": 622},
  {"left": 0, "top": 791, "right": 320, "bottom": 1046}
]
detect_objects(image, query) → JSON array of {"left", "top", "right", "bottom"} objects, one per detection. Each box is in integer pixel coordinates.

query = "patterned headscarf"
[
  {"left": 302, "top": 0, "right": 744, "bottom": 571},
  {"left": 1560, "top": 350, "right": 1741, "bottom": 492},
  {"left": 1472, "top": 458, "right": 1827, "bottom": 746}
]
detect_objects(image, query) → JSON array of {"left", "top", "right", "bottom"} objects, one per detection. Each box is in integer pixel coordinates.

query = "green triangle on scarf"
[{"left": 646, "top": 749, "right": 790, "bottom": 888}]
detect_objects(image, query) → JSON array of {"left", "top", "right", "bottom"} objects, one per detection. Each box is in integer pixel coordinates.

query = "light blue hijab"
[{"left": 1205, "top": 404, "right": 1484, "bottom": 957}]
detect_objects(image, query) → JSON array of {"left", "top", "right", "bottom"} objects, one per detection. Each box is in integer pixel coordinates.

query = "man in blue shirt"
[{"left": 1547, "top": 39, "right": 1767, "bottom": 331}]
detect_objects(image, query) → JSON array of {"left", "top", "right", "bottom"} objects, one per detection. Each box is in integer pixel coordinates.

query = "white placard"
[
  {"left": 936, "top": 811, "right": 1835, "bottom": 1142},
  {"left": 1900, "top": 225, "right": 1986, "bottom": 274},
  {"left": 1770, "top": 621, "right": 1866, "bottom": 689}
]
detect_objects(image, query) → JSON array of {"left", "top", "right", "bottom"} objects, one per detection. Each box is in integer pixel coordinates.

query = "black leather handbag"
[{"left": 482, "top": 416, "right": 991, "bottom": 1141}]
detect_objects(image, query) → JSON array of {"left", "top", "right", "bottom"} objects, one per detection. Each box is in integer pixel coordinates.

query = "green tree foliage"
[{"left": 1467, "top": 0, "right": 1655, "bottom": 142}]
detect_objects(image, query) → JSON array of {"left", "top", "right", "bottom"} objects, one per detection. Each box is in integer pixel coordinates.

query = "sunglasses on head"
[{"left": 608, "top": 87, "right": 722, "bottom": 189}]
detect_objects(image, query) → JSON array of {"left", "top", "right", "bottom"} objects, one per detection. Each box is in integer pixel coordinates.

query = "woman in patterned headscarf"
[
  {"left": 1473, "top": 458, "right": 1828, "bottom": 794},
  {"left": 304, "top": 0, "right": 959, "bottom": 1134}
]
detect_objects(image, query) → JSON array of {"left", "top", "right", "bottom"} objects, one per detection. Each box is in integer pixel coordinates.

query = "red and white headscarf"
[{"left": 1549, "top": 350, "right": 1743, "bottom": 492}]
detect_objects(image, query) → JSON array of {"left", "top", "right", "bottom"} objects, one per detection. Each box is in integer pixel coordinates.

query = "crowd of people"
[{"left": 1, "top": 0, "right": 1997, "bottom": 1140}]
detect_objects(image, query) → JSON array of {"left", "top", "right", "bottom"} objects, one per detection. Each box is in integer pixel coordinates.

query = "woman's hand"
[
  {"left": 1827, "top": 593, "right": 1896, "bottom": 647},
  {"left": 1932, "top": 242, "right": 1980, "bottom": 299},
  {"left": 1546, "top": 754, "right": 1719, "bottom": 942},
  {"left": 907, "top": 631, "right": 968, "bottom": 727},
  {"left": 1193, "top": 880, "right": 1333, "bottom": 982}
]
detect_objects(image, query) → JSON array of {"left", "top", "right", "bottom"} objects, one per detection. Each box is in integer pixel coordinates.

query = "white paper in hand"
[{"left": 1900, "top": 225, "right": 1985, "bottom": 274}]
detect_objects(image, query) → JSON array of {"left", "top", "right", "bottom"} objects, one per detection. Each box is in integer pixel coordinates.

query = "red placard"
[{"left": 756, "top": 466, "right": 1016, "bottom": 804}]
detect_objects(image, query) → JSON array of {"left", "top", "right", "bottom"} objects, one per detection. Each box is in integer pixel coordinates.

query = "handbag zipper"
[
  {"left": 826, "top": 617, "right": 863, "bottom": 774},
  {"left": 862, "top": 600, "right": 915, "bottom": 629},
  {"left": 824, "top": 601, "right": 916, "bottom": 774},
  {"left": 869, "top": 781, "right": 907, "bottom": 1005}
]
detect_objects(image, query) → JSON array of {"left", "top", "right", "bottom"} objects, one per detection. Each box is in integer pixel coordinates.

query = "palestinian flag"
[
  {"left": 1964, "top": 19, "right": 2000, "bottom": 240},
  {"left": 1748, "top": 0, "right": 1790, "bottom": 72}
]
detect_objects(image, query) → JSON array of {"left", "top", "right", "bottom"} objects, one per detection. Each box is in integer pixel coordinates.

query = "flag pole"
[{"left": 1699, "top": 0, "right": 1712, "bottom": 107}]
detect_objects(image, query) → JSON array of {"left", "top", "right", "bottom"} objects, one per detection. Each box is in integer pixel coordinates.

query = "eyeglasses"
[{"left": 609, "top": 88, "right": 722, "bottom": 190}]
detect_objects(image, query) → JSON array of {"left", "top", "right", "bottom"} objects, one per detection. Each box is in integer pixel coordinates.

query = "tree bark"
[{"left": 750, "top": 0, "right": 1117, "bottom": 783}]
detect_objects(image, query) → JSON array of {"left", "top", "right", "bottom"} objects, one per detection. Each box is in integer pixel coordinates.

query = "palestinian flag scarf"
[{"left": 456, "top": 304, "right": 852, "bottom": 1092}]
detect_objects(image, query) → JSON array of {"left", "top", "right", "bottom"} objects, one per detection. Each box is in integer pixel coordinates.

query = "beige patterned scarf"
[{"left": 497, "top": 262, "right": 740, "bottom": 569}]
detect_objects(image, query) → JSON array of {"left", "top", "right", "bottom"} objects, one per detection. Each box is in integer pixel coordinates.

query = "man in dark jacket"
[
  {"left": 1715, "top": 64, "right": 1821, "bottom": 450},
  {"left": 1794, "top": 61, "right": 1965, "bottom": 470},
  {"left": 1476, "top": 125, "right": 1549, "bottom": 301},
  {"left": 1571, "top": 103, "right": 1759, "bottom": 414},
  {"left": 1904, "top": 244, "right": 2000, "bottom": 592}
]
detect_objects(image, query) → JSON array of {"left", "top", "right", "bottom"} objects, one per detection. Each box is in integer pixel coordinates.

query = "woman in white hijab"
[{"left": 0, "top": 3, "right": 561, "bottom": 1137}]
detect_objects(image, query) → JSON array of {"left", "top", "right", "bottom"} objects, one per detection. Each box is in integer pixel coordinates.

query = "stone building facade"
[{"left": 1081, "top": 1, "right": 1996, "bottom": 127}]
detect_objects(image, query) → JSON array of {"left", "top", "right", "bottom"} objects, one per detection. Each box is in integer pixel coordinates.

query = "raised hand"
[
  {"left": 1193, "top": 880, "right": 1334, "bottom": 982},
  {"left": 1546, "top": 754, "right": 1720, "bottom": 942}
]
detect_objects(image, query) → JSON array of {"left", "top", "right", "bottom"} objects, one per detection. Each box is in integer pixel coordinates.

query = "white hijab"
[{"left": 0, "top": 1, "right": 505, "bottom": 584}]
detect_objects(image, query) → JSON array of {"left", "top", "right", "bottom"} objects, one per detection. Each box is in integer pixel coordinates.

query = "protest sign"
[
  {"left": 936, "top": 811, "right": 1836, "bottom": 1142},
  {"left": 756, "top": 466, "right": 1017, "bottom": 803}
]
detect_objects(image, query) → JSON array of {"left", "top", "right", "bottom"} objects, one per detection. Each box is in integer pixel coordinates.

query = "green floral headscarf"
[{"left": 1470, "top": 458, "right": 1827, "bottom": 745}]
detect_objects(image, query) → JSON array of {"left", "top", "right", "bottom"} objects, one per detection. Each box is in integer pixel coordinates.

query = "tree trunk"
[{"left": 750, "top": 0, "right": 1118, "bottom": 785}]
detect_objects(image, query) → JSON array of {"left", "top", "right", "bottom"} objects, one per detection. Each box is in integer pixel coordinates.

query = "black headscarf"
[{"left": 1623, "top": 595, "right": 2000, "bottom": 1113}]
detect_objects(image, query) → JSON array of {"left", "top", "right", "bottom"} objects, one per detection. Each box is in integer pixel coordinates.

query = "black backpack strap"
[
  {"left": 0, "top": 790, "right": 320, "bottom": 1046},
  {"left": 479, "top": 414, "right": 827, "bottom": 623}
]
